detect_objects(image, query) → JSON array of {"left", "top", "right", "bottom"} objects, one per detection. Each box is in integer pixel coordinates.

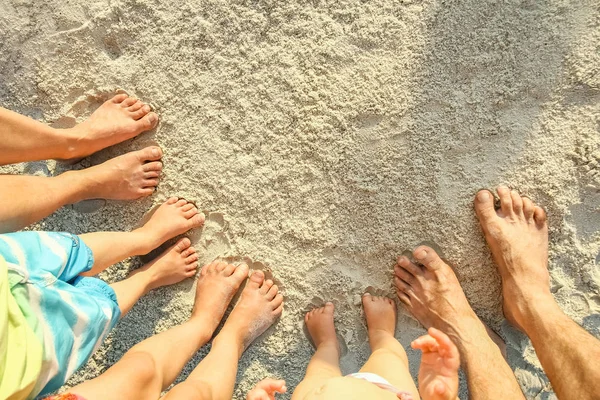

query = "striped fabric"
[{"left": 0, "top": 232, "right": 121, "bottom": 398}]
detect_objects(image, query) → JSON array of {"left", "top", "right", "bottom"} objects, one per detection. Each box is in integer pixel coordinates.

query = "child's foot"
[
  {"left": 75, "top": 146, "right": 164, "bottom": 200},
  {"left": 66, "top": 94, "right": 159, "bottom": 158},
  {"left": 362, "top": 293, "right": 397, "bottom": 349},
  {"left": 192, "top": 261, "right": 250, "bottom": 331},
  {"left": 305, "top": 302, "right": 338, "bottom": 351},
  {"left": 138, "top": 197, "right": 205, "bottom": 249},
  {"left": 218, "top": 270, "right": 284, "bottom": 354},
  {"left": 136, "top": 238, "right": 199, "bottom": 290}
]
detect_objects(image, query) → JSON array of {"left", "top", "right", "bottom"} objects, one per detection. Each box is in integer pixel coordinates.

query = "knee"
[{"left": 123, "top": 351, "right": 161, "bottom": 390}]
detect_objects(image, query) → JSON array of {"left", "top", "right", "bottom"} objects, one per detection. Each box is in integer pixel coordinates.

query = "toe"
[
  {"left": 261, "top": 279, "right": 274, "bottom": 295},
  {"left": 111, "top": 93, "right": 129, "bottom": 103},
  {"left": 181, "top": 247, "right": 196, "bottom": 257},
  {"left": 396, "top": 256, "right": 421, "bottom": 276},
  {"left": 181, "top": 203, "right": 195, "bottom": 212},
  {"left": 413, "top": 246, "right": 446, "bottom": 271},
  {"left": 271, "top": 293, "right": 284, "bottom": 310},
  {"left": 183, "top": 208, "right": 199, "bottom": 219},
  {"left": 222, "top": 263, "right": 236, "bottom": 275},
  {"left": 187, "top": 262, "right": 199, "bottom": 271},
  {"left": 534, "top": 206, "right": 547, "bottom": 226},
  {"left": 136, "top": 146, "right": 163, "bottom": 162},
  {"left": 167, "top": 197, "right": 178, "bottom": 205},
  {"left": 394, "top": 276, "right": 412, "bottom": 293},
  {"left": 394, "top": 265, "right": 414, "bottom": 284},
  {"left": 497, "top": 186, "right": 513, "bottom": 216},
  {"left": 266, "top": 284, "right": 278, "bottom": 300},
  {"left": 248, "top": 270, "right": 265, "bottom": 288},
  {"left": 185, "top": 253, "right": 199, "bottom": 264},
  {"left": 215, "top": 261, "right": 228, "bottom": 272},
  {"left": 131, "top": 105, "right": 152, "bottom": 120},
  {"left": 396, "top": 290, "right": 411, "bottom": 306},
  {"left": 324, "top": 302, "right": 334, "bottom": 313},
  {"left": 121, "top": 97, "right": 137, "bottom": 107},
  {"left": 510, "top": 190, "right": 523, "bottom": 215},
  {"left": 175, "top": 199, "right": 188, "bottom": 207},
  {"left": 128, "top": 100, "right": 144, "bottom": 112},
  {"left": 144, "top": 171, "right": 160, "bottom": 179},
  {"left": 273, "top": 302, "right": 284, "bottom": 316},
  {"left": 143, "top": 161, "right": 163, "bottom": 172},
  {"left": 474, "top": 190, "right": 497, "bottom": 223},
  {"left": 233, "top": 263, "right": 250, "bottom": 280},
  {"left": 137, "top": 112, "right": 158, "bottom": 130},
  {"left": 137, "top": 187, "right": 155, "bottom": 197},
  {"left": 189, "top": 213, "right": 205, "bottom": 228},
  {"left": 522, "top": 197, "right": 535, "bottom": 220},
  {"left": 174, "top": 238, "right": 191, "bottom": 253},
  {"left": 143, "top": 178, "right": 160, "bottom": 188}
]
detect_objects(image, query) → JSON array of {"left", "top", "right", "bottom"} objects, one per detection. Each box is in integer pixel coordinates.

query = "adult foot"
[
  {"left": 74, "top": 146, "right": 164, "bottom": 200},
  {"left": 66, "top": 94, "right": 159, "bottom": 158},
  {"left": 137, "top": 197, "right": 205, "bottom": 250},
  {"left": 219, "top": 270, "right": 283, "bottom": 353},
  {"left": 393, "top": 246, "right": 482, "bottom": 345},
  {"left": 192, "top": 260, "right": 249, "bottom": 330},
  {"left": 136, "top": 238, "right": 199, "bottom": 291},
  {"left": 362, "top": 293, "right": 396, "bottom": 349},
  {"left": 305, "top": 302, "right": 338, "bottom": 351},
  {"left": 474, "top": 187, "right": 552, "bottom": 331}
]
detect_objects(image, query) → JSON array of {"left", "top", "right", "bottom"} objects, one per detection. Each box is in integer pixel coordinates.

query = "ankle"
[
  {"left": 368, "top": 328, "right": 394, "bottom": 348},
  {"left": 56, "top": 127, "right": 83, "bottom": 159},
  {"left": 213, "top": 329, "right": 245, "bottom": 358}
]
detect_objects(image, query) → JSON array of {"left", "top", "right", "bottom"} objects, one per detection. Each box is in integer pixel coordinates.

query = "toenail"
[
  {"left": 415, "top": 249, "right": 427, "bottom": 259},
  {"left": 478, "top": 191, "right": 490, "bottom": 201},
  {"left": 152, "top": 148, "right": 160, "bottom": 157},
  {"left": 148, "top": 113, "right": 157, "bottom": 122}
]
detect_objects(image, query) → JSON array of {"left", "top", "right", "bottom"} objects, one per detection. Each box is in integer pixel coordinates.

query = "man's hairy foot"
[
  {"left": 305, "top": 302, "right": 338, "bottom": 351},
  {"left": 394, "top": 246, "right": 482, "bottom": 344},
  {"left": 66, "top": 94, "right": 158, "bottom": 158},
  {"left": 474, "top": 186, "right": 551, "bottom": 331},
  {"left": 218, "top": 270, "right": 283, "bottom": 354},
  {"left": 75, "top": 146, "right": 164, "bottom": 200},
  {"left": 192, "top": 261, "right": 249, "bottom": 330},
  {"left": 131, "top": 238, "right": 198, "bottom": 292},
  {"left": 362, "top": 293, "right": 397, "bottom": 350},
  {"left": 138, "top": 197, "right": 205, "bottom": 249}
]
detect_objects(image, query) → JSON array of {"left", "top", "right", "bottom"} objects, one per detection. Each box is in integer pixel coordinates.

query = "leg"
[
  {"left": 79, "top": 197, "right": 204, "bottom": 275},
  {"left": 475, "top": 187, "right": 600, "bottom": 400},
  {"left": 0, "top": 146, "right": 164, "bottom": 233},
  {"left": 162, "top": 270, "right": 283, "bottom": 400},
  {"left": 67, "top": 260, "right": 250, "bottom": 400},
  {"left": 0, "top": 94, "right": 157, "bottom": 165},
  {"left": 393, "top": 246, "right": 525, "bottom": 399},
  {"left": 292, "top": 303, "right": 343, "bottom": 399},
  {"left": 359, "top": 293, "right": 419, "bottom": 399}
]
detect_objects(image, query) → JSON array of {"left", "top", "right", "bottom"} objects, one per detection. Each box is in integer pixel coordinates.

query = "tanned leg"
[
  {"left": 0, "top": 94, "right": 157, "bottom": 165},
  {"left": 161, "top": 270, "right": 283, "bottom": 400},
  {"left": 67, "top": 261, "right": 249, "bottom": 400},
  {"left": 0, "top": 146, "right": 164, "bottom": 233},
  {"left": 393, "top": 246, "right": 525, "bottom": 399},
  {"left": 475, "top": 186, "right": 600, "bottom": 400}
]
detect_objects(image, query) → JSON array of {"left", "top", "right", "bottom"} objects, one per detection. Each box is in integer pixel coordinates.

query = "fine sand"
[{"left": 1, "top": 0, "right": 599, "bottom": 398}]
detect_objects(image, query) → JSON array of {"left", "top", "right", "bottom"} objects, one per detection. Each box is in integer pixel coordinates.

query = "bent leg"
[
  {"left": 292, "top": 303, "right": 343, "bottom": 399},
  {"left": 475, "top": 187, "right": 600, "bottom": 400},
  {"left": 359, "top": 294, "right": 419, "bottom": 398}
]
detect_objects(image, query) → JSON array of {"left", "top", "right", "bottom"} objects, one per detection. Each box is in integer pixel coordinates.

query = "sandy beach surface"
[{"left": 1, "top": 0, "right": 599, "bottom": 398}]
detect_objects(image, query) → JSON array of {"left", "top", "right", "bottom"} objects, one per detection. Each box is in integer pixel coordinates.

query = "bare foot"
[
  {"left": 362, "top": 293, "right": 396, "bottom": 349},
  {"left": 305, "top": 302, "right": 338, "bottom": 350},
  {"left": 137, "top": 197, "right": 205, "bottom": 249},
  {"left": 136, "top": 238, "right": 199, "bottom": 290},
  {"left": 218, "top": 270, "right": 284, "bottom": 354},
  {"left": 393, "top": 246, "right": 482, "bottom": 344},
  {"left": 75, "top": 146, "right": 164, "bottom": 200},
  {"left": 474, "top": 187, "right": 552, "bottom": 331},
  {"left": 192, "top": 261, "right": 249, "bottom": 330},
  {"left": 66, "top": 94, "right": 159, "bottom": 158}
]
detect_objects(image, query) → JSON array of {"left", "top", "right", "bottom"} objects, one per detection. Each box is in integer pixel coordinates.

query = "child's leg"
[
  {"left": 79, "top": 197, "right": 204, "bottom": 276},
  {"left": 359, "top": 294, "right": 420, "bottom": 398},
  {"left": 161, "top": 270, "right": 283, "bottom": 400},
  {"left": 292, "top": 303, "right": 343, "bottom": 399},
  {"left": 67, "top": 261, "right": 250, "bottom": 400}
]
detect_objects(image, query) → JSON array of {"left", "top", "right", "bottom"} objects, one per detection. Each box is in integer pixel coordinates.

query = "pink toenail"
[
  {"left": 478, "top": 191, "right": 490, "bottom": 201},
  {"left": 152, "top": 148, "right": 160, "bottom": 157},
  {"left": 148, "top": 114, "right": 157, "bottom": 122}
]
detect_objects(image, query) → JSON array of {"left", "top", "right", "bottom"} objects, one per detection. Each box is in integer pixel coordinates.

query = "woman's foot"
[
  {"left": 305, "top": 302, "right": 339, "bottom": 351},
  {"left": 137, "top": 197, "right": 205, "bottom": 250},
  {"left": 218, "top": 270, "right": 284, "bottom": 354},
  {"left": 474, "top": 187, "right": 552, "bottom": 331},
  {"left": 66, "top": 94, "right": 159, "bottom": 158},
  {"left": 362, "top": 293, "right": 397, "bottom": 350},
  {"left": 73, "top": 146, "right": 164, "bottom": 200},
  {"left": 192, "top": 261, "right": 250, "bottom": 331},
  {"left": 134, "top": 238, "right": 199, "bottom": 291}
]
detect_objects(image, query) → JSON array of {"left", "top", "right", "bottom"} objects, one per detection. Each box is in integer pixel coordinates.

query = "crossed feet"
[
  {"left": 60, "top": 94, "right": 165, "bottom": 202},
  {"left": 393, "top": 186, "right": 552, "bottom": 352}
]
